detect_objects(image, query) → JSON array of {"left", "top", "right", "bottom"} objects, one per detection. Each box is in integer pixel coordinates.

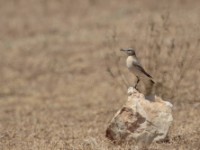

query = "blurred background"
[{"left": 0, "top": 0, "right": 199, "bottom": 149}]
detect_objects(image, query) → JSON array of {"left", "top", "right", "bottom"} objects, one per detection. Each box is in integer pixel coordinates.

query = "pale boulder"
[{"left": 106, "top": 87, "right": 173, "bottom": 146}]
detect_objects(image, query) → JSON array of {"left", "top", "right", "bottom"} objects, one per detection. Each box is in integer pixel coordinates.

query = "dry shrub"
[{"left": 105, "top": 12, "right": 200, "bottom": 103}]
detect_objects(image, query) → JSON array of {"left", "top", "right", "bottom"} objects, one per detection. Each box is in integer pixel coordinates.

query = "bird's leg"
[{"left": 135, "top": 76, "right": 140, "bottom": 89}]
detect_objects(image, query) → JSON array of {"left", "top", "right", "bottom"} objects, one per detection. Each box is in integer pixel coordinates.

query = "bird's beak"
[{"left": 120, "top": 48, "right": 126, "bottom": 52}]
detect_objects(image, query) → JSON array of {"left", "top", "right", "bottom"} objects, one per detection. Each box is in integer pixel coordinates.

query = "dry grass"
[{"left": 0, "top": 0, "right": 200, "bottom": 149}]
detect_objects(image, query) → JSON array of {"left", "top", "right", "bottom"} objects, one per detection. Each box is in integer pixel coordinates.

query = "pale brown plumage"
[{"left": 120, "top": 48, "right": 154, "bottom": 88}]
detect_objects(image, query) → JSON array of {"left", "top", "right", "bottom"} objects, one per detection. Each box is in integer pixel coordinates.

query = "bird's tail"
[{"left": 150, "top": 79, "right": 155, "bottom": 85}]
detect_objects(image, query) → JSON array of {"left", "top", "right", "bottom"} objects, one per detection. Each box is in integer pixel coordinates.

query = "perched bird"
[{"left": 120, "top": 48, "right": 154, "bottom": 89}]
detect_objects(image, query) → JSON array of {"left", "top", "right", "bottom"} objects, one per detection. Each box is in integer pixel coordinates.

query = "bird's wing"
[{"left": 133, "top": 62, "right": 153, "bottom": 78}]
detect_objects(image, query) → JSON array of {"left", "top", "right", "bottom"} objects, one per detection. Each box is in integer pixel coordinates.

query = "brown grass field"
[{"left": 0, "top": 0, "right": 200, "bottom": 149}]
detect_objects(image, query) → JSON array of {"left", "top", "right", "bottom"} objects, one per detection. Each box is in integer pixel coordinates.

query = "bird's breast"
[{"left": 126, "top": 56, "right": 137, "bottom": 69}]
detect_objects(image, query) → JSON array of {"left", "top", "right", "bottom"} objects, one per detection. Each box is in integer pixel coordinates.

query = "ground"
[{"left": 0, "top": 0, "right": 200, "bottom": 149}]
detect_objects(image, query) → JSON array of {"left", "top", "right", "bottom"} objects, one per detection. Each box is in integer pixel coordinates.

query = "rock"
[{"left": 106, "top": 87, "right": 173, "bottom": 147}]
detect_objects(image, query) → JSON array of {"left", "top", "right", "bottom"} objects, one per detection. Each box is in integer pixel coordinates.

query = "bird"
[{"left": 120, "top": 48, "right": 154, "bottom": 89}]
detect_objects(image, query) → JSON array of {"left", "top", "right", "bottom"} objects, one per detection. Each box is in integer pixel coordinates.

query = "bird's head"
[{"left": 120, "top": 48, "right": 136, "bottom": 56}]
